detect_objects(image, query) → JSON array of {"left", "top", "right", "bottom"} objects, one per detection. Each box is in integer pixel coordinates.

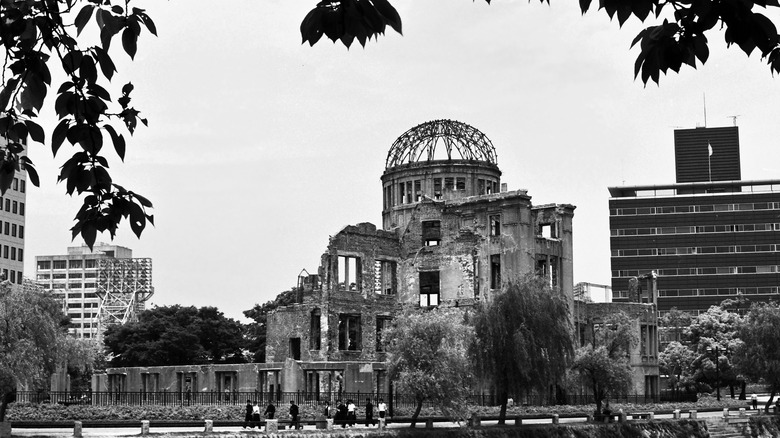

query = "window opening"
[
  {"left": 376, "top": 316, "right": 392, "bottom": 352},
  {"left": 338, "top": 314, "right": 361, "bottom": 351},
  {"left": 337, "top": 256, "right": 361, "bottom": 291},
  {"left": 490, "top": 254, "right": 501, "bottom": 289},
  {"left": 289, "top": 338, "right": 301, "bottom": 360},
  {"left": 456, "top": 177, "right": 465, "bottom": 191},
  {"left": 540, "top": 222, "right": 559, "bottom": 239},
  {"left": 433, "top": 178, "right": 442, "bottom": 200},
  {"left": 414, "top": 180, "right": 422, "bottom": 202},
  {"left": 419, "top": 271, "right": 440, "bottom": 307},
  {"left": 489, "top": 215, "right": 501, "bottom": 236},
  {"left": 422, "top": 220, "right": 441, "bottom": 246},
  {"left": 310, "top": 309, "right": 321, "bottom": 350},
  {"left": 374, "top": 260, "right": 397, "bottom": 294}
]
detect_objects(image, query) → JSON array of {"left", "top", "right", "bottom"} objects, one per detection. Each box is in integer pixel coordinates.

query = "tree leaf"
[
  {"left": 52, "top": 119, "right": 69, "bottom": 156},
  {"left": 25, "top": 120, "right": 45, "bottom": 143},
  {"left": 104, "top": 124, "right": 125, "bottom": 161},
  {"left": 0, "top": 78, "right": 20, "bottom": 111},
  {"left": 122, "top": 27, "right": 138, "bottom": 59},
  {"left": 75, "top": 4, "right": 94, "bottom": 36},
  {"left": 23, "top": 160, "right": 40, "bottom": 187}
]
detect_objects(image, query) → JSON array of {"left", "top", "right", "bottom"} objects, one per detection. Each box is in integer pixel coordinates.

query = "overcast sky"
[{"left": 23, "top": 0, "right": 780, "bottom": 321}]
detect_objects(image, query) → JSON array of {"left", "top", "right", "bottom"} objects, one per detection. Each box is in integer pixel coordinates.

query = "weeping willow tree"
[
  {"left": 384, "top": 307, "right": 473, "bottom": 427},
  {"left": 470, "top": 276, "right": 574, "bottom": 423},
  {"left": 0, "top": 281, "right": 94, "bottom": 422}
]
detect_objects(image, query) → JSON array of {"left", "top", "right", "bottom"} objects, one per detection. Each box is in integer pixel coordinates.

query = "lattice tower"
[{"left": 96, "top": 258, "right": 153, "bottom": 338}]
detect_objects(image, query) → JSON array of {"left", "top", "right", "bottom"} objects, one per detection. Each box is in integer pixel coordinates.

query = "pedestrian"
[
  {"left": 252, "top": 401, "right": 261, "bottom": 428},
  {"left": 243, "top": 400, "right": 253, "bottom": 429},
  {"left": 323, "top": 400, "right": 332, "bottom": 419},
  {"left": 365, "top": 398, "right": 374, "bottom": 427},
  {"left": 264, "top": 401, "right": 276, "bottom": 419},
  {"left": 602, "top": 400, "right": 612, "bottom": 423},
  {"left": 289, "top": 400, "right": 300, "bottom": 430},
  {"left": 378, "top": 398, "right": 387, "bottom": 419},
  {"left": 347, "top": 399, "right": 356, "bottom": 427},
  {"left": 752, "top": 393, "right": 758, "bottom": 410},
  {"left": 337, "top": 399, "right": 347, "bottom": 428}
]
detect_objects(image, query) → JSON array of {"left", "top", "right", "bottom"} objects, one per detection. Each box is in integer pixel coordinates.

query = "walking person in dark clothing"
[
  {"left": 336, "top": 399, "right": 348, "bottom": 428},
  {"left": 365, "top": 398, "right": 374, "bottom": 427},
  {"left": 243, "top": 400, "right": 253, "bottom": 429},
  {"left": 264, "top": 401, "right": 276, "bottom": 419},
  {"left": 289, "top": 400, "right": 300, "bottom": 430}
]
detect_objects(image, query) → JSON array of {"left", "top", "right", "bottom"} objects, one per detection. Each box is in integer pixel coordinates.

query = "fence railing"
[{"left": 12, "top": 390, "right": 687, "bottom": 410}]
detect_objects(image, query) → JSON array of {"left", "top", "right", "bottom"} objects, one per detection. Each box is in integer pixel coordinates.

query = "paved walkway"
[{"left": 8, "top": 402, "right": 768, "bottom": 437}]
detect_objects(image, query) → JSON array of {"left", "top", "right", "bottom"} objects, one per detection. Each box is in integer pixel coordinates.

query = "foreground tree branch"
[{"left": 300, "top": 0, "right": 780, "bottom": 85}]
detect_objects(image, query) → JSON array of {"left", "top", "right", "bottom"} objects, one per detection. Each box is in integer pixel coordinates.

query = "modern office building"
[
  {"left": 35, "top": 243, "right": 154, "bottom": 339},
  {"left": 0, "top": 173, "right": 27, "bottom": 286},
  {"left": 609, "top": 126, "right": 780, "bottom": 315}
]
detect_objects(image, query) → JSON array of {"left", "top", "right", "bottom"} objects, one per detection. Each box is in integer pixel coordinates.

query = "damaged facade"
[
  {"left": 94, "top": 120, "right": 658, "bottom": 401},
  {"left": 265, "top": 119, "right": 577, "bottom": 395}
]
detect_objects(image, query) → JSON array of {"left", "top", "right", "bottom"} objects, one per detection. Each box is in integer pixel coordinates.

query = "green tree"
[
  {"left": 470, "top": 277, "right": 573, "bottom": 423},
  {"left": 659, "top": 341, "right": 697, "bottom": 395},
  {"left": 571, "top": 310, "right": 636, "bottom": 414},
  {"left": 104, "top": 305, "right": 246, "bottom": 367},
  {"left": 383, "top": 307, "right": 473, "bottom": 427},
  {"left": 300, "top": 0, "right": 780, "bottom": 85},
  {"left": 0, "top": 282, "right": 85, "bottom": 422},
  {"left": 687, "top": 304, "right": 743, "bottom": 397},
  {"left": 660, "top": 307, "right": 692, "bottom": 344},
  {"left": 243, "top": 288, "right": 300, "bottom": 363},
  {"left": 0, "top": 0, "right": 155, "bottom": 248},
  {"left": 734, "top": 301, "right": 780, "bottom": 412}
]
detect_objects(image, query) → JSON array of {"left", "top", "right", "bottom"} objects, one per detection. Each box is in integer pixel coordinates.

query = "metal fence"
[{"left": 13, "top": 390, "right": 686, "bottom": 409}]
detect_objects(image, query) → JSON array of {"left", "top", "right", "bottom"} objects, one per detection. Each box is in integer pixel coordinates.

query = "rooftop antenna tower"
[
  {"left": 703, "top": 93, "right": 707, "bottom": 127},
  {"left": 728, "top": 115, "right": 740, "bottom": 126}
]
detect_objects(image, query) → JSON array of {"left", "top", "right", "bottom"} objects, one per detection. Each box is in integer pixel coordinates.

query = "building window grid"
[
  {"left": 613, "top": 265, "right": 780, "bottom": 278},
  {"left": 610, "top": 201, "right": 780, "bottom": 216},
  {"left": 611, "top": 223, "right": 780, "bottom": 236},
  {"left": 612, "top": 244, "right": 780, "bottom": 257}
]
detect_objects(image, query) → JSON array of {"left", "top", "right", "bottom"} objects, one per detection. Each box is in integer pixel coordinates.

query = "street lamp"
[{"left": 706, "top": 346, "right": 729, "bottom": 401}]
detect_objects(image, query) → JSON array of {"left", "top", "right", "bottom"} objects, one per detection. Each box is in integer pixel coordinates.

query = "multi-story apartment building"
[
  {"left": 610, "top": 126, "right": 780, "bottom": 315},
  {"left": 36, "top": 243, "right": 153, "bottom": 339},
  {"left": 0, "top": 173, "right": 27, "bottom": 285}
]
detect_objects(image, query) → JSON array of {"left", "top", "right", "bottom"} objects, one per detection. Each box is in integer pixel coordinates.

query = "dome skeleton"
[{"left": 385, "top": 119, "right": 498, "bottom": 169}]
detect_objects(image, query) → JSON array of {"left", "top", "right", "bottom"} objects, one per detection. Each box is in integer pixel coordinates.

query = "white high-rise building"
[
  {"left": 0, "top": 173, "right": 27, "bottom": 285},
  {"left": 35, "top": 243, "right": 153, "bottom": 339}
]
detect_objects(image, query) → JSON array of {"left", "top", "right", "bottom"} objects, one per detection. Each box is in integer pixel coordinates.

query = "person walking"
[
  {"left": 264, "top": 401, "right": 276, "bottom": 419},
  {"left": 752, "top": 393, "right": 758, "bottom": 410},
  {"left": 336, "top": 399, "right": 347, "bottom": 428},
  {"left": 323, "top": 401, "right": 332, "bottom": 419},
  {"left": 364, "top": 398, "right": 374, "bottom": 427},
  {"left": 251, "top": 401, "right": 261, "bottom": 428},
  {"left": 289, "top": 400, "right": 300, "bottom": 430},
  {"left": 243, "top": 400, "right": 253, "bottom": 429},
  {"left": 378, "top": 398, "right": 387, "bottom": 419},
  {"left": 347, "top": 399, "right": 356, "bottom": 427}
]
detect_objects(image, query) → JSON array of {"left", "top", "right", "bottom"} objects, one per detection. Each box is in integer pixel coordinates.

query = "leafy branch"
[
  {"left": 300, "top": 0, "right": 780, "bottom": 85},
  {"left": 0, "top": 0, "right": 156, "bottom": 248}
]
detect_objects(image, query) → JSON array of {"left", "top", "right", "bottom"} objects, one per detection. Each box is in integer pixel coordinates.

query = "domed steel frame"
[{"left": 385, "top": 119, "right": 498, "bottom": 169}]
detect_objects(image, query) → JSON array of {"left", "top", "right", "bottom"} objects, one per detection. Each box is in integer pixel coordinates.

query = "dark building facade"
[
  {"left": 674, "top": 126, "right": 741, "bottom": 183},
  {"left": 610, "top": 126, "right": 780, "bottom": 315}
]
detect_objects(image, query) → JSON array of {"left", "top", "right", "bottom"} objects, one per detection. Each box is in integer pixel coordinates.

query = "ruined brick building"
[
  {"left": 91, "top": 120, "right": 658, "bottom": 402},
  {"left": 264, "top": 119, "right": 576, "bottom": 396}
]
